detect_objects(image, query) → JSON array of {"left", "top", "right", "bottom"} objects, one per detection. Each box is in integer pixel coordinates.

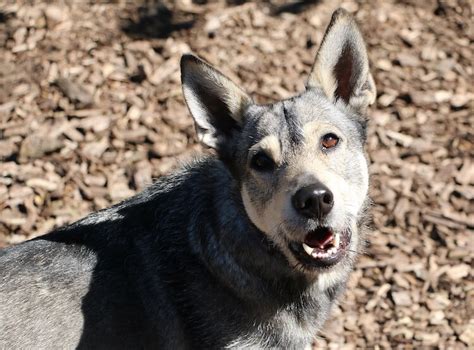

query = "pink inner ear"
[{"left": 334, "top": 44, "right": 355, "bottom": 103}]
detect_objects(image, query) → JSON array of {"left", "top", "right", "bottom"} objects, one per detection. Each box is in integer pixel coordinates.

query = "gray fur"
[{"left": 0, "top": 9, "right": 374, "bottom": 349}]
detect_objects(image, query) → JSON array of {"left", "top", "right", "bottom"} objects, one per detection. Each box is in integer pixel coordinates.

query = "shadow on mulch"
[
  {"left": 225, "top": 0, "right": 320, "bottom": 14},
  {"left": 267, "top": 0, "right": 321, "bottom": 15},
  {"left": 121, "top": 3, "right": 196, "bottom": 39},
  {"left": 121, "top": 0, "right": 320, "bottom": 39},
  {"left": 0, "top": 10, "right": 14, "bottom": 24}
]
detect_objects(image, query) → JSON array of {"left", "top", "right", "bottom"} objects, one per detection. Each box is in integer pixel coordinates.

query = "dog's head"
[{"left": 181, "top": 9, "right": 375, "bottom": 276}]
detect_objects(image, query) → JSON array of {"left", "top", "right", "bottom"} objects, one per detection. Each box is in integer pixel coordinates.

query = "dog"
[{"left": 0, "top": 9, "right": 376, "bottom": 349}]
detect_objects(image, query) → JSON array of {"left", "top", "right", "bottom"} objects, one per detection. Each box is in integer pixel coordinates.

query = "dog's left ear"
[
  {"left": 307, "top": 9, "right": 376, "bottom": 113},
  {"left": 181, "top": 54, "right": 252, "bottom": 150}
]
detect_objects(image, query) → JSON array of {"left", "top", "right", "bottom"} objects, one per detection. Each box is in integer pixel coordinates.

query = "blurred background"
[{"left": 0, "top": 0, "right": 472, "bottom": 348}]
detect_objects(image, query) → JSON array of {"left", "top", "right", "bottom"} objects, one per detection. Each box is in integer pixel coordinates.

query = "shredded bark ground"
[{"left": 0, "top": 1, "right": 472, "bottom": 347}]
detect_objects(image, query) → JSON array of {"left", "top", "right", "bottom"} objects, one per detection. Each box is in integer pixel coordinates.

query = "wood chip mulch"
[{"left": 0, "top": 0, "right": 472, "bottom": 348}]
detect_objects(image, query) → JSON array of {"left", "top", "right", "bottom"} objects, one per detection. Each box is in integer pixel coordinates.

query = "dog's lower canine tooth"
[
  {"left": 334, "top": 233, "right": 340, "bottom": 248},
  {"left": 302, "top": 243, "right": 314, "bottom": 256}
]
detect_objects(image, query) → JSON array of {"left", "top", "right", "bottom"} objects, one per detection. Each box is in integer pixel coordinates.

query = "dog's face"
[
  {"left": 237, "top": 93, "right": 371, "bottom": 274},
  {"left": 181, "top": 9, "right": 375, "bottom": 277}
]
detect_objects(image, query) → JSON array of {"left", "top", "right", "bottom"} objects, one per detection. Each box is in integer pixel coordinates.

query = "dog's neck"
[{"left": 187, "top": 159, "right": 313, "bottom": 304}]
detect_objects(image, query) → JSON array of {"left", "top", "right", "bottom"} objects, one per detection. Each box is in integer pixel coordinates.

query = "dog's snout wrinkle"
[{"left": 292, "top": 182, "right": 334, "bottom": 220}]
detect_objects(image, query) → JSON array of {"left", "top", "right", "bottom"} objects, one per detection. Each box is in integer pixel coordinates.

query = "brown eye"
[
  {"left": 321, "top": 133, "right": 339, "bottom": 149},
  {"left": 250, "top": 152, "right": 275, "bottom": 172}
]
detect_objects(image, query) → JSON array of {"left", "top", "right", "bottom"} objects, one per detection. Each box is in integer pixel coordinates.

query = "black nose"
[{"left": 292, "top": 182, "right": 334, "bottom": 219}]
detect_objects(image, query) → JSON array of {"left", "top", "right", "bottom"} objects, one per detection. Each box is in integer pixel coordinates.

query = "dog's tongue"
[{"left": 304, "top": 228, "right": 334, "bottom": 249}]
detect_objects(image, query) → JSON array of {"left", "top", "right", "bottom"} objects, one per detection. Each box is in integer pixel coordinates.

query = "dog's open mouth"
[{"left": 289, "top": 227, "right": 351, "bottom": 268}]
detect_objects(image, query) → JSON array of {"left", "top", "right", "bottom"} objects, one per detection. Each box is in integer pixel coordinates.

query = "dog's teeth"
[
  {"left": 302, "top": 243, "right": 314, "bottom": 256},
  {"left": 303, "top": 238, "right": 341, "bottom": 260},
  {"left": 314, "top": 251, "right": 327, "bottom": 258}
]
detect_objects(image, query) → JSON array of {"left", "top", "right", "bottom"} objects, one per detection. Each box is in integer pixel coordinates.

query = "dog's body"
[
  {"left": 1, "top": 159, "right": 355, "bottom": 349},
  {"left": 1, "top": 9, "right": 375, "bottom": 349}
]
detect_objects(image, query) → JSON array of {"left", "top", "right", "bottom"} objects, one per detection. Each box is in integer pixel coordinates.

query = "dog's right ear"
[
  {"left": 181, "top": 54, "right": 252, "bottom": 150},
  {"left": 307, "top": 9, "right": 376, "bottom": 114}
]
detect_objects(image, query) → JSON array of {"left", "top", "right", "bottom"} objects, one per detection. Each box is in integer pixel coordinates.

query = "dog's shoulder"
[
  {"left": 0, "top": 232, "right": 98, "bottom": 295},
  {"left": 0, "top": 156, "right": 224, "bottom": 278}
]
